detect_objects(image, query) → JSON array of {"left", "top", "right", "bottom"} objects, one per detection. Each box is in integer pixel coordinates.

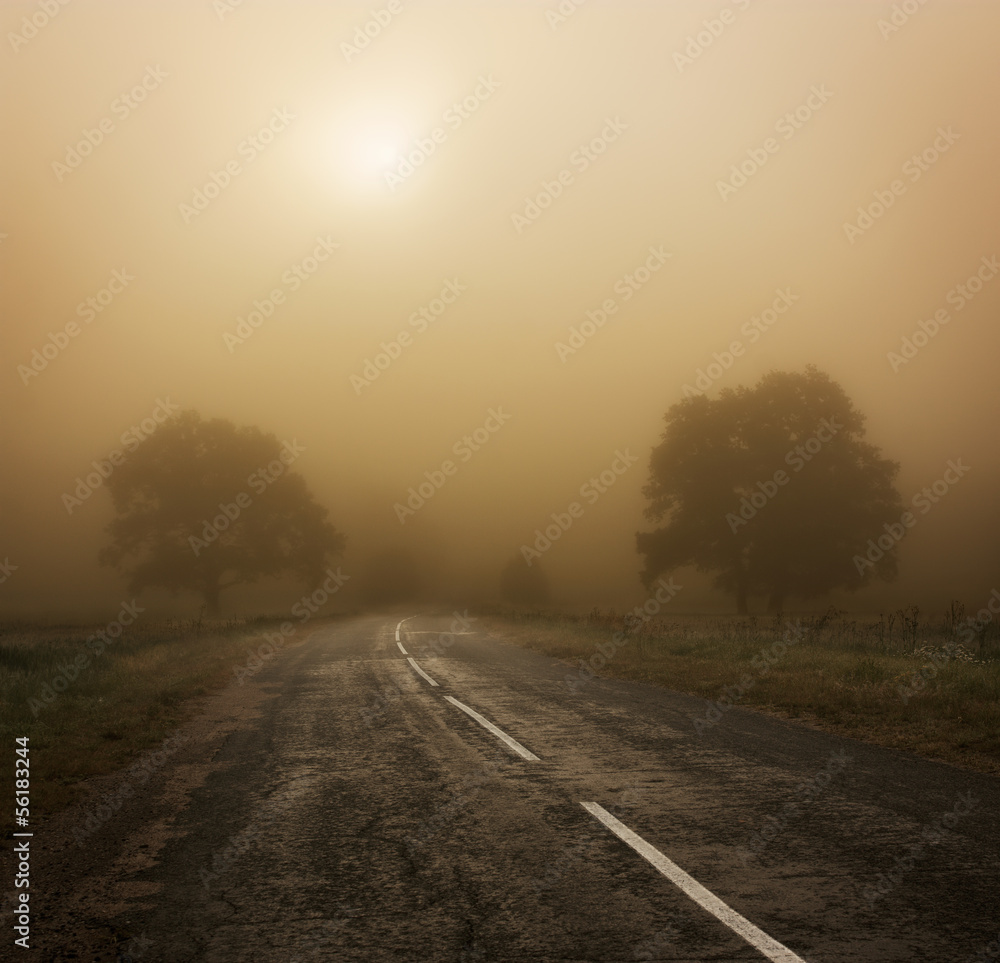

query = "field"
[
  {"left": 477, "top": 603, "right": 1000, "bottom": 775},
  {"left": 3, "top": 603, "right": 998, "bottom": 826},
  {"left": 0, "top": 615, "right": 322, "bottom": 817}
]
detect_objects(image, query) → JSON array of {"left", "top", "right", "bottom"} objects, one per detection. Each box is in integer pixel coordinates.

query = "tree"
[
  {"left": 636, "top": 367, "right": 904, "bottom": 613},
  {"left": 500, "top": 553, "right": 550, "bottom": 607},
  {"left": 100, "top": 410, "right": 345, "bottom": 615}
]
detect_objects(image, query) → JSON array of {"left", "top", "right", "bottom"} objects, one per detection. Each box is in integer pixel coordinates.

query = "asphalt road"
[{"left": 24, "top": 613, "right": 1000, "bottom": 961}]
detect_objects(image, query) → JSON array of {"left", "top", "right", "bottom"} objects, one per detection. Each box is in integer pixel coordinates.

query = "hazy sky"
[{"left": 2, "top": 0, "right": 998, "bottom": 617}]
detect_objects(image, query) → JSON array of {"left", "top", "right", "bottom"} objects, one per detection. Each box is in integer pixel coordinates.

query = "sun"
[
  {"left": 352, "top": 122, "right": 408, "bottom": 175},
  {"left": 313, "top": 105, "right": 423, "bottom": 196}
]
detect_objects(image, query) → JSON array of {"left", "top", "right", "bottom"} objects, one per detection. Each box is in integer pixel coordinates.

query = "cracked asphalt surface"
[{"left": 19, "top": 614, "right": 1000, "bottom": 961}]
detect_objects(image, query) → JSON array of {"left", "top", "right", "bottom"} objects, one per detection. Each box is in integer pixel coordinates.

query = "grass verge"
[
  {"left": 0, "top": 616, "right": 323, "bottom": 819},
  {"left": 477, "top": 606, "right": 1000, "bottom": 775}
]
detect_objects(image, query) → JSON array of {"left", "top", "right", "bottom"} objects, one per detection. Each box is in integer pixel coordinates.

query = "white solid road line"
[
  {"left": 444, "top": 696, "right": 540, "bottom": 761},
  {"left": 397, "top": 641, "right": 408, "bottom": 655},
  {"left": 395, "top": 615, "right": 417, "bottom": 642},
  {"left": 581, "top": 803, "right": 808, "bottom": 963},
  {"left": 406, "top": 657, "right": 439, "bottom": 687}
]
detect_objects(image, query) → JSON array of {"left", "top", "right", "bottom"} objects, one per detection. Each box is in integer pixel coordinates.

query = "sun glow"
[{"left": 353, "top": 123, "right": 409, "bottom": 174}]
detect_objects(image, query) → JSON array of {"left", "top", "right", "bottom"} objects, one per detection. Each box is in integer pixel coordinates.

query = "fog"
[{"left": 2, "top": 0, "right": 998, "bottom": 620}]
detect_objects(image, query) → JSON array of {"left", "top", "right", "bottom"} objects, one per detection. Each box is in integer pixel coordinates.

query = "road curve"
[{"left": 27, "top": 613, "right": 1000, "bottom": 962}]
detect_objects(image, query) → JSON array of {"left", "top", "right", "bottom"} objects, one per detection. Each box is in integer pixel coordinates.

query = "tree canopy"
[
  {"left": 636, "top": 367, "right": 904, "bottom": 613},
  {"left": 100, "top": 410, "right": 345, "bottom": 615}
]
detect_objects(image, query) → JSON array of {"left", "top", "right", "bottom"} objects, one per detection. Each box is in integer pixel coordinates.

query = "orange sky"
[{"left": 2, "top": 0, "right": 998, "bottom": 617}]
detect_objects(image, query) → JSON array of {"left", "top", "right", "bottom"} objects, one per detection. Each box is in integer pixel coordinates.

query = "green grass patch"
[{"left": 476, "top": 606, "right": 1000, "bottom": 775}]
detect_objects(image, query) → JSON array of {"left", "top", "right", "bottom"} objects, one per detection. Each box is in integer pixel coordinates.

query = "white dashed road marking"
[
  {"left": 406, "top": 657, "right": 439, "bottom": 687},
  {"left": 581, "top": 803, "right": 808, "bottom": 963},
  {"left": 388, "top": 616, "right": 808, "bottom": 956},
  {"left": 444, "top": 695, "right": 540, "bottom": 761}
]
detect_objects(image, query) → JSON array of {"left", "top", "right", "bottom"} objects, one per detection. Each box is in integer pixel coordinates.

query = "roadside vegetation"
[
  {"left": 0, "top": 616, "right": 319, "bottom": 816},
  {"left": 477, "top": 603, "right": 1000, "bottom": 775}
]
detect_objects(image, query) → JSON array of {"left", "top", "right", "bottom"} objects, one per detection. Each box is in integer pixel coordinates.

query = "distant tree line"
[{"left": 99, "top": 367, "right": 904, "bottom": 616}]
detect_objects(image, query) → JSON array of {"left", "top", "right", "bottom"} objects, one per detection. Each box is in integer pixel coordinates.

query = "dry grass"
[
  {"left": 5, "top": 604, "right": 995, "bottom": 824},
  {"left": 0, "top": 616, "right": 320, "bottom": 816},
  {"left": 477, "top": 605, "right": 1000, "bottom": 775}
]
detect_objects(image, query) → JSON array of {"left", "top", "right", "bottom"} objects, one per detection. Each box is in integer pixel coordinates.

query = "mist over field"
[{"left": 2, "top": 0, "right": 999, "bottom": 621}]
